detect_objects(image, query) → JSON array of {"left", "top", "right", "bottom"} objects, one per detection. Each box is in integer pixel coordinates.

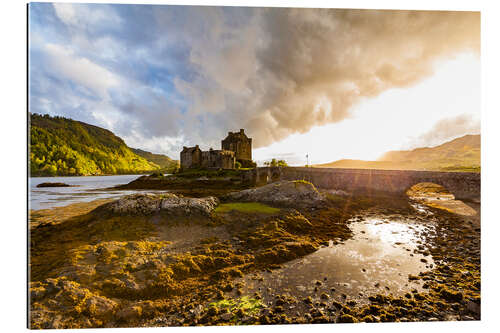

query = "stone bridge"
[{"left": 249, "top": 167, "right": 480, "bottom": 201}]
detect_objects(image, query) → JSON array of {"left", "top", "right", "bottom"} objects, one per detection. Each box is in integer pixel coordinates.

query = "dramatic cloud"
[
  {"left": 407, "top": 114, "right": 481, "bottom": 148},
  {"left": 29, "top": 4, "right": 480, "bottom": 156},
  {"left": 43, "top": 43, "right": 120, "bottom": 100}
]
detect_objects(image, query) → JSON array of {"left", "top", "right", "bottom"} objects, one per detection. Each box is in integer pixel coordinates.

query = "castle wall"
[
  {"left": 180, "top": 151, "right": 192, "bottom": 169},
  {"left": 219, "top": 152, "right": 236, "bottom": 169},
  {"left": 180, "top": 147, "right": 201, "bottom": 169},
  {"left": 201, "top": 150, "right": 235, "bottom": 169}
]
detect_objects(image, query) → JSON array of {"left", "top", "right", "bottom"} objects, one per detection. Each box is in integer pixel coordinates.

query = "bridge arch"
[{"left": 405, "top": 182, "right": 455, "bottom": 200}]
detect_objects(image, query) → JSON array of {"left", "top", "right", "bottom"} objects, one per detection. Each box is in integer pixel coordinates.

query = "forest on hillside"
[
  {"left": 29, "top": 113, "right": 163, "bottom": 176},
  {"left": 130, "top": 148, "right": 178, "bottom": 171}
]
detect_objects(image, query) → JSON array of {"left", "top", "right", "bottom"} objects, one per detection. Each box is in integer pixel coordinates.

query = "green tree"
[{"left": 264, "top": 158, "right": 288, "bottom": 167}]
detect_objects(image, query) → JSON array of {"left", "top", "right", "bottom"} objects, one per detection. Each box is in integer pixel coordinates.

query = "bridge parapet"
[{"left": 251, "top": 167, "right": 480, "bottom": 201}]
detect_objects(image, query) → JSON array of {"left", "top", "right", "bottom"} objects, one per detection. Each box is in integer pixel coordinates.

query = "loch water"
[{"left": 29, "top": 175, "right": 165, "bottom": 210}]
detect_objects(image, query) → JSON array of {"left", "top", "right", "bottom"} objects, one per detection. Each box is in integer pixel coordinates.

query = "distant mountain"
[
  {"left": 314, "top": 159, "right": 401, "bottom": 170},
  {"left": 315, "top": 134, "right": 480, "bottom": 172},
  {"left": 130, "top": 148, "right": 178, "bottom": 171},
  {"left": 29, "top": 113, "right": 166, "bottom": 176}
]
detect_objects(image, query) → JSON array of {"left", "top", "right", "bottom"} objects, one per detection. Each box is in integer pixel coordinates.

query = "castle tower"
[{"left": 221, "top": 129, "right": 252, "bottom": 162}]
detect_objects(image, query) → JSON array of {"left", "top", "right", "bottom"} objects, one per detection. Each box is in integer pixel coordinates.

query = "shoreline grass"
[{"left": 215, "top": 202, "right": 280, "bottom": 214}]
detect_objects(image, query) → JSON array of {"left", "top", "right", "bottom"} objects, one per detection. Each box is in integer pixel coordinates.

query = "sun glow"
[{"left": 253, "top": 52, "right": 480, "bottom": 166}]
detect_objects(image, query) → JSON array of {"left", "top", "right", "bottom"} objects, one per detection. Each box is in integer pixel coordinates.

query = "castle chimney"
[
  {"left": 240, "top": 129, "right": 244, "bottom": 134},
  {"left": 195, "top": 145, "right": 199, "bottom": 149}
]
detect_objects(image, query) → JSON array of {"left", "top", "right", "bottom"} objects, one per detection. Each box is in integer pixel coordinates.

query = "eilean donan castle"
[{"left": 180, "top": 129, "right": 253, "bottom": 170}]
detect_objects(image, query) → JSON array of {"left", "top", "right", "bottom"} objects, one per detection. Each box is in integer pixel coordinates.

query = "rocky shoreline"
[
  {"left": 29, "top": 180, "right": 480, "bottom": 328},
  {"left": 112, "top": 171, "right": 254, "bottom": 197}
]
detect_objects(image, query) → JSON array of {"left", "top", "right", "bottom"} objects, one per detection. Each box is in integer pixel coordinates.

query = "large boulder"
[
  {"left": 98, "top": 193, "right": 219, "bottom": 216},
  {"left": 224, "top": 180, "right": 326, "bottom": 208}
]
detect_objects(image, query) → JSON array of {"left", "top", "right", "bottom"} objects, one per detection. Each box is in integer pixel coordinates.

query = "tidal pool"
[{"left": 240, "top": 217, "right": 435, "bottom": 305}]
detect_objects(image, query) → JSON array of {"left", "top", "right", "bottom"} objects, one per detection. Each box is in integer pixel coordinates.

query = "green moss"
[
  {"left": 215, "top": 202, "right": 281, "bottom": 214},
  {"left": 208, "top": 296, "right": 263, "bottom": 316},
  {"left": 293, "top": 179, "right": 313, "bottom": 186}
]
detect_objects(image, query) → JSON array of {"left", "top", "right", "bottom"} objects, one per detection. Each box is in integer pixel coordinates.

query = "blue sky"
[{"left": 28, "top": 4, "right": 480, "bottom": 164}]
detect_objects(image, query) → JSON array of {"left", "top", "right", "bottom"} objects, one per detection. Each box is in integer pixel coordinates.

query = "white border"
[{"left": 1, "top": 0, "right": 499, "bottom": 332}]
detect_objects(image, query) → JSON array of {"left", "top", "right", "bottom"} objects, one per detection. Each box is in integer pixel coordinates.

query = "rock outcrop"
[
  {"left": 97, "top": 193, "right": 219, "bottom": 216},
  {"left": 224, "top": 180, "right": 326, "bottom": 208},
  {"left": 36, "top": 182, "right": 73, "bottom": 188},
  {"left": 30, "top": 277, "right": 118, "bottom": 329}
]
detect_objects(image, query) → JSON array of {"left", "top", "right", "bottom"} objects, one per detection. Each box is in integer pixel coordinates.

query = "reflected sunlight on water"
[{"left": 240, "top": 217, "right": 435, "bottom": 305}]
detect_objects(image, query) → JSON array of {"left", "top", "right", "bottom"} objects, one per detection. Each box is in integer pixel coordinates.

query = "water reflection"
[{"left": 241, "top": 218, "right": 434, "bottom": 304}]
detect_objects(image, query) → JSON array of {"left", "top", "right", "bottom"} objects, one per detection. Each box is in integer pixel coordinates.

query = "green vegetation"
[
  {"left": 208, "top": 296, "right": 264, "bottom": 317},
  {"left": 439, "top": 165, "right": 481, "bottom": 172},
  {"left": 264, "top": 158, "right": 288, "bottom": 167},
  {"left": 29, "top": 113, "right": 165, "bottom": 176},
  {"left": 175, "top": 168, "right": 243, "bottom": 179},
  {"left": 215, "top": 202, "right": 281, "bottom": 214},
  {"left": 293, "top": 179, "right": 313, "bottom": 186},
  {"left": 130, "top": 148, "right": 179, "bottom": 173}
]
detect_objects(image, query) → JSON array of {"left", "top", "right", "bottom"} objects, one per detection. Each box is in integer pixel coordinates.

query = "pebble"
[
  {"left": 220, "top": 313, "right": 232, "bottom": 321},
  {"left": 466, "top": 301, "right": 480, "bottom": 314},
  {"left": 444, "top": 314, "right": 460, "bottom": 321}
]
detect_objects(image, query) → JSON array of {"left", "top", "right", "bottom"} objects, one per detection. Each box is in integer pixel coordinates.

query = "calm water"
[
  {"left": 29, "top": 175, "right": 165, "bottom": 210},
  {"left": 240, "top": 217, "right": 435, "bottom": 304}
]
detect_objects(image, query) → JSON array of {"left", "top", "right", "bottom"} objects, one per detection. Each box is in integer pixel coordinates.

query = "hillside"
[
  {"left": 130, "top": 148, "right": 179, "bottom": 171},
  {"left": 29, "top": 113, "right": 163, "bottom": 176},
  {"left": 315, "top": 135, "right": 480, "bottom": 172}
]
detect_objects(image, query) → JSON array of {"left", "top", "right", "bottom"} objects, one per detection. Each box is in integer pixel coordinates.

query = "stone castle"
[{"left": 180, "top": 129, "right": 253, "bottom": 170}]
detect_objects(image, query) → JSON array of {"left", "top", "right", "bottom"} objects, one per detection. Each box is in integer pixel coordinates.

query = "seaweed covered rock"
[
  {"left": 224, "top": 181, "right": 326, "bottom": 208},
  {"left": 96, "top": 193, "right": 219, "bottom": 216},
  {"left": 36, "top": 182, "right": 72, "bottom": 188},
  {"left": 30, "top": 277, "right": 118, "bottom": 329}
]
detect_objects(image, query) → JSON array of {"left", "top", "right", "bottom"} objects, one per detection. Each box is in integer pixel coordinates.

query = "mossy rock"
[{"left": 337, "top": 314, "right": 357, "bottom": 323}]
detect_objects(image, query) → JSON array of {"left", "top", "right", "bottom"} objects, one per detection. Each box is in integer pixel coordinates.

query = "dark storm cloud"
[{"left": 29, "top": 4, "right": 479, "bottom": 156}]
